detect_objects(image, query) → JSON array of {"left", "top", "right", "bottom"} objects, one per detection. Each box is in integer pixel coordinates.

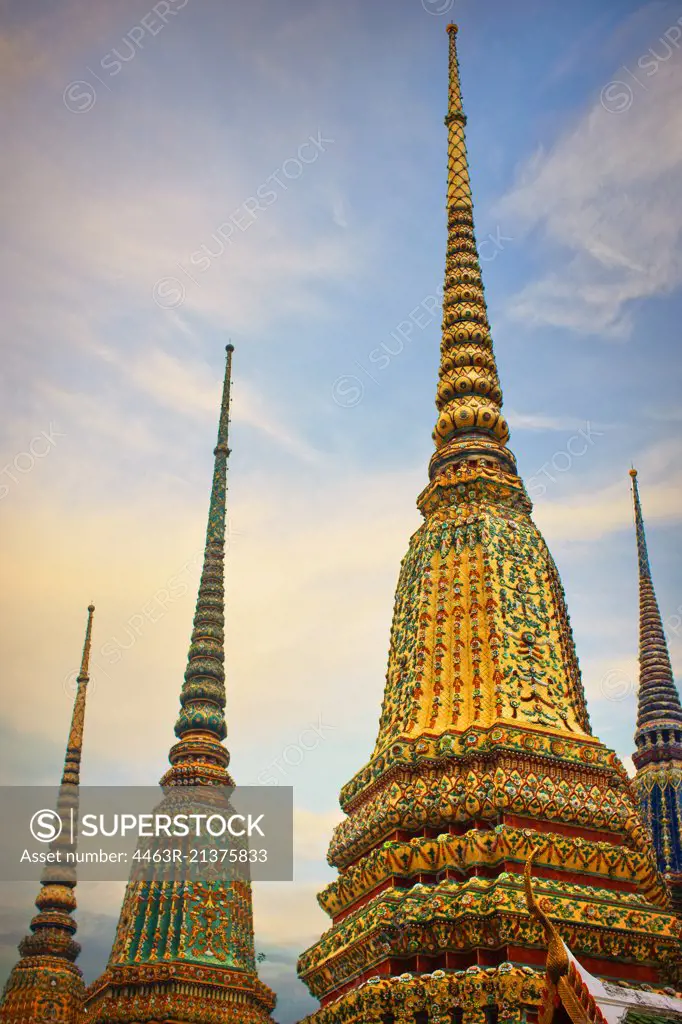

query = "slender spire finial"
[
  {"left": 630, "top": 470, "right": 682, "bottom": 765},
  {"left": 62, "top": 603, "right": 94, "bottom": 787},
  {"left": 431, "top": 25, "right": 510, "bottom": 471},
  {"left": 8, "top": 604, "right": 95, "bottom": 977},
  {"left": 163, "top": 345, "right": 235, "bottom": 787}
]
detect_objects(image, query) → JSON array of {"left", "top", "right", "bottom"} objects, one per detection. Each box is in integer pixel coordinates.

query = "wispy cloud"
[
  {"left": 294, "top": 808, "right": 344, "bottom": 862},
  {"left": 1, "top": 3, "right": 681, "bottom": 1021},
  {"left": 508, "top": 410, "right": 613, "bottom": 432},
  {"left": 498, "top": 53, "right": 682, "bottom": 336},
  {"left": 88, "top": 344, "right": 321, "bottom": 463},
  {"left": 534, "top": 441, "right": 682, "bottom": 543}
]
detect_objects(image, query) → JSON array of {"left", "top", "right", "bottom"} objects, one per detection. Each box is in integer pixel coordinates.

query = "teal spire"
[
  {"left": 163, "top": 344, "right": 234, "bottom": 787},
  {"left": 85, "top": 348, "right": 277, "bottom": 1022}
]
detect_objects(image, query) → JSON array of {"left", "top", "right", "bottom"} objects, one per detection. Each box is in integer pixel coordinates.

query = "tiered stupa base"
[
  {"left": 0, "top": 957, "right": 84, "bottom": 1024},
  {"left": 297, "top": 461, "right": 682, "bottom": 1020},
  {"left": 85, "top": 876, "right": 277, "bottom": 1024},
  {"left": 301, "top": 964, "right": 545, "bottom": 1024},
  {"left": 298, "top": 764, "right": 682, "bottom": 1014},
  {"left": 84, "top": 963, "right": 276, "bottom": 1023}
]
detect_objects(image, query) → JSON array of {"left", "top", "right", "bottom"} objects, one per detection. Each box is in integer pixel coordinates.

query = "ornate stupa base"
[
  {"left": 84, "top": 963, "right": 276, "bottom": 1024},
  {"left": 299, "top": 965, "right": 544, "bottom": 1024},
  {"left": 0, "top": 957, "right": 84, "bottom": 1024},
  {"left": 297, "top": 475, "right": 682, "bottom": 1006}
]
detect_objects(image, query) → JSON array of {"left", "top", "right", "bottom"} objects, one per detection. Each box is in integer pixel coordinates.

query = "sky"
[{"left": 1, "top": 0, "right": 682, "bottom": 1020}]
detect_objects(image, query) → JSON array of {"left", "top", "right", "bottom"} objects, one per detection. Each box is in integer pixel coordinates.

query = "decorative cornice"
[
  {"left": 84, "top": 961, "right": 276, "bottom": 1022},
  {"left": 329, "top": 754, "right": 657, "bottom": 875},
  {"left": 318, "top": 825, "right": 667, "bottom": 920},
  {"left": 298, "top": 871, "right": 681, "bottom": 1000}
]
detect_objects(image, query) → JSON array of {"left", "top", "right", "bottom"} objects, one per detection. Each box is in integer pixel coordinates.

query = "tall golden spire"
[
  {"left": 433, "top": 24, "right": 510, "bottom": 473},
  {"left": 0, "top": 604, "right": 95, "bottom": 1024},
  {"left": 297, "top": 28, "right": 681, "bottom": 1017}
]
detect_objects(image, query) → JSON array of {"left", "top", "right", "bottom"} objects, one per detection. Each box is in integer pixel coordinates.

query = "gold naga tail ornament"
[
  {"left": 84, "top": 347, "right": 277, "bottom": 1024},
  {"left": 629, "top": 470, "right": 682, "bottom": 919},
  {"left": 0, "top": 605, "right": 95, "bottom": 1024},
  {"left": 525, "top": 851, "right": 682, "bottom": 1024},
  {"left": 523, "top": 852, "right": 570, "bottom": 986},
  {"left": 296, "top": 26, "right": 682, "bottom": 1023}
]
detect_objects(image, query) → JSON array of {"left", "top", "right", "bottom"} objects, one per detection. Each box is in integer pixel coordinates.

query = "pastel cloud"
[
  {"left": 497, "top": 41, "right": 682, "bottom": 336},
  {"left": 1, "top": 2, "right": 681, "bottom": 1021}
]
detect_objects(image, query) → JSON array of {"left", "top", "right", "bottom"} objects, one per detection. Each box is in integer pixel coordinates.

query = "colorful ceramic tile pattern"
[{"left": 296, "top": 26, "right": 682, "bottom": 1023}]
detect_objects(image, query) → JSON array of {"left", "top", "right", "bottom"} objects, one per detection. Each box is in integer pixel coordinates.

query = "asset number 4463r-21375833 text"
[{"left": 132, "top": 849, "right": 269, "bottom": 864}]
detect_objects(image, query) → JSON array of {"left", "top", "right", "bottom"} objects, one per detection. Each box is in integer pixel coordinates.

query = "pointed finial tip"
[
  {"left": 446, "top": 22, "right": 459, "bottom": 34},
  {"left": 629, "top": 468, "right": 638, "bottom": 479}
]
